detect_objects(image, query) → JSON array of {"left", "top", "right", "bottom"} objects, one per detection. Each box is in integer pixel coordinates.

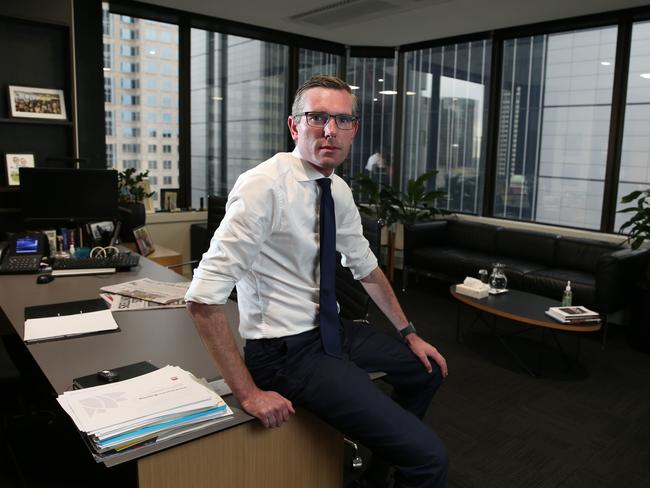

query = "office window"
[
  {"left": 161, "top": 96, "right": 173, "bottom": 108},
  {"left": 160, "top": 47, "right": 173, "bottom": 59},
  {"left": 162, "top": 129, "right": 173, "bottom": 138},
  {"left": 104, "top": 77, "right": 113, "bottom": 103},
  {"left": 495, "top": 26, "right": 617, "bottom": 229},
  {"left": 163, "top": 160, "right": 172, "bottom": 169},
  {"left": 102, "top": 6, "right": 112, "bottom": 35},
  {"left": 120, "top": 61, "right": 139, "bottom": 73},
  {"left": 345, "top": 56, "right": 397, "bottom": 189},
  {"left": 616, "top": 20, "right": 650, "bottom": 230},
  {"left": 121, "top": 95, "right": 140, "bottom": 105},
  {"left": 190, "top": 29, "right": 289, "bottom": 208},
  {"left": 105, "top": 110, "right": 114, "bottom": 136},
  {"left": 121, "top": 45, "right": 139, "bottom": 57},
  {"left": 163, "top": 176, "right": 172, "bottom": 185},
  {"left": 162, "top": 145, "right": 172, "bottom": 153},
  {"left": 160, "top": 63, "right": 174, "bottom": 76},
  {"left": 106, "top": 143, "right": 115, "bottom": 168},
  {"left": 120, "top": 28, "right": 138, "bottom": 40},
  {"left": 104, "top": 5, "right": 179, "bottom": 211},
  {"left": 160, "top": 31, "right": 173, "bottom": 43},
  {"left": 403, "top": 40, "right": 491, "bottom": 214},
  {"left": 123, "top": 127, "right": 140, "bottom": 138},
  {"left": 123, "top": 159, "right": 140, "bottom": 169},
  {"left": 121, "top": 111, "right": 140, "bottom": 122},
  {"left": 103, "top": 44, "right": 112, "bottom": 70},
  {"left": 121, "top": 78, "right": 140, "bottom": 90},
  {"left": 299, "top": 49, "right": 341, "bottom": 85},
  {"left": 161, "top": 79, "right": 173, "bottom": 91},
  {"left": 149, "top": 176, "right": 158, "bottom": 185},
  {"left": 148, "top": 160, "right": 158, "bottom": 170}
]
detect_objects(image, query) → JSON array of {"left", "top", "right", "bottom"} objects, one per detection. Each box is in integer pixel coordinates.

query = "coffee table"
[{"left": 450, "top": 285, "right": 602, "bottom": 376}]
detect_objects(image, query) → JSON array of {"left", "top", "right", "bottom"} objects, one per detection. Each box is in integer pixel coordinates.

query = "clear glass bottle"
[{"left": 489, "top": 263, "right": 508, "bottom": 291}]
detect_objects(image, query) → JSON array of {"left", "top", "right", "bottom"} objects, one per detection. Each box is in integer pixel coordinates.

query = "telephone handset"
[{"left": 0, "top": 233, "right": 46, "bottom": 274}]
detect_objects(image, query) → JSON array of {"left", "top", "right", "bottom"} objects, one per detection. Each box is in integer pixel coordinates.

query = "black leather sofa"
[{"left": 403, "top": 219, "right": 649, "bottom": 314}]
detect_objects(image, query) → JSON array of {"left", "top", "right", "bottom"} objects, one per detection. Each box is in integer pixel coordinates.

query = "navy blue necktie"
[{"left": 317, "top": 178, "right": 342, "bottom": 357}]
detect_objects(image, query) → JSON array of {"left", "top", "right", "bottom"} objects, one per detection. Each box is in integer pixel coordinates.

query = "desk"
[{"left": 0, "top": 257, "right": 342, "bottom": 487}]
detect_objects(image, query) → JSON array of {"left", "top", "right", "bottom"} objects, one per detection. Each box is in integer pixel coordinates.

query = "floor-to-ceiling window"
[
  {"left": 403, "top": 40, "right": 491, "bottom": 214},
  {"left": 298, "top": 49, "right": 341, "bottom": 85},
  {"left": 346, "top": 56, "right": 397, "bottom": 189},
  {"left": 190, "top": 30, "right": 288, "bottom": 207},
  {"left": 103, "top": 5, "right": 179, "bottom": 210},
  {"left": 616, "top": 20, "right": 650, "bottom": 230},
  {"left": 496, "top": 26, "right": 618, "bottom": 229}
]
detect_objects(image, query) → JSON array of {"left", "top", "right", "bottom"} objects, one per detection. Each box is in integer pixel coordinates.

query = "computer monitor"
[{"left": 19, "top": 167, "right": 119, "bottom": 227}]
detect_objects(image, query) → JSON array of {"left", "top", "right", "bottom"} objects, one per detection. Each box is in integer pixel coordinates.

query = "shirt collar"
[{"left": 290, "top": 148, "right": 333, "bottom": 182}]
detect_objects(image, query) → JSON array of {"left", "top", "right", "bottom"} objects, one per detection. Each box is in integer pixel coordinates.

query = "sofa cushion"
[
  {"left": 410, "top": 246, "right": 480, "bottom": 280},
  {"left": 495, "top": 228, "right": 557, "bottom": 266},
  {"left": 522, "top": 268, "right": 596, "bottom": 310},
  {"left": 446, "top": 221, "right": 499, "bottom": 254},
  {"left": 555, "top": 237, "right": 618, "bottom": 273},
  {"left": 461, "top": 255, "right": 548, "bottom": 290}
]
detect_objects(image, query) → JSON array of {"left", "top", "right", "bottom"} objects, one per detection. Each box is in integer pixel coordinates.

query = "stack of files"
[
  {"left": 545, "top": 305, "right": 601, "bottom": 324},
  {"left": 57, "top": 365, "right": 233, "bottom": 454}
]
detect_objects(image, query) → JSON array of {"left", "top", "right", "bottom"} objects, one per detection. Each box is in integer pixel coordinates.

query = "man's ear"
[{"left": 288, "top": 115, "right": 299, "bottom": 141}]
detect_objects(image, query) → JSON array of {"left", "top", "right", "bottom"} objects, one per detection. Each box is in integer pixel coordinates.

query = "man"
[{"left": 186, "top": 75, "right": 448, "bottom": 487}]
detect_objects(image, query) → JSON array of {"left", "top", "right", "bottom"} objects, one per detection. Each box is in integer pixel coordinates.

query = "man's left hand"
[{"left": 405, "top": 334, "right": 448, "bottom": 378}]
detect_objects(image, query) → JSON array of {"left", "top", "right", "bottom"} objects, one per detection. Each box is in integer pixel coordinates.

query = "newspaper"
[
  {"left": 100, "top": 293, "right": 185, "bottom": 312},
  {"left": 100, "top": 278, "right": 190, "bottom": 305}
]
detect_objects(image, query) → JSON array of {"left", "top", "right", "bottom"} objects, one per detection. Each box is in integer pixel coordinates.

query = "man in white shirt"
[{"left": 186, "top": 75, "right": 448, "bottom": 488}]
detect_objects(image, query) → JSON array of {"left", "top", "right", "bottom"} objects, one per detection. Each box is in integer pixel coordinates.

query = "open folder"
[{"left": 24, "top": 298, "right": 119, "bottom": 343}]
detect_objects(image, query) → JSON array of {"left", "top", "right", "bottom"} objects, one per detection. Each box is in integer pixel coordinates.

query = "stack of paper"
[
  {"left": 57, "top": 366, "right": 232, "bottom": 454},
  {"left": 545, "top": 305, "right": 601, "bottom": 324},
  {"left": 100, "top": 278, "right": 190, "bottom": 305}
]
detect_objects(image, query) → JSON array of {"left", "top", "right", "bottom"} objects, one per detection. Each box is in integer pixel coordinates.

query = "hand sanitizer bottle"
[{"left": 562, "top": 281, "right": 572, "bottom": 306}]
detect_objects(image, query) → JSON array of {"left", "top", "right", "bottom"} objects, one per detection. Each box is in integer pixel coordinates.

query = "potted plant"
[
  {"left": 118, "top": 168, "right": 155, "bottom": 242},
  {"left": 354, "top": 170, "right": 447, "bottom": 280}
]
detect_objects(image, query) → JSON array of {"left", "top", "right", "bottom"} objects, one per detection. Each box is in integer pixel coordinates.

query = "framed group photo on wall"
[
  {"left": 8, "top": 85, "right": 67, "bottom": 120},
  {"left": 4, "top": 153, "right": 35, "bottom": 186}
]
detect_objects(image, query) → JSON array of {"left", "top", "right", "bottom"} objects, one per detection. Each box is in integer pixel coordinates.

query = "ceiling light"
[
  {"left": 378, "top": 78, "right": 384, "bottom": 83},
  {"left": 149, "top": 50, "right": 156, "bottom": 55},
  {"left": 641, "top": 73, "right": 650, "bottom": 79},
  {"left": 211, "top": 96, "right": 223, "bottom": 101},
  {"left": 406, "top": 91, "right": 416, "bottom": 96},
  {"left": 373, "top": 98, "right": 378, "bottom": 102},
  {"left": 378, "top": 90, "right": 398, "bottom": 95},
  {"left": 103, "top": 67, "right": 111, "bottom": 71},
  {"left": 349, "top": 85, "right": 360, "bottom": 90},
  {"left": 600, "top": 61, "right": 611, "bottom": 66}
]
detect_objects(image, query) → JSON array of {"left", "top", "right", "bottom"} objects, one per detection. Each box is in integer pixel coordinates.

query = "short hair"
[{"left": 291, "top": 75, "right": 358, "bottom": 116}]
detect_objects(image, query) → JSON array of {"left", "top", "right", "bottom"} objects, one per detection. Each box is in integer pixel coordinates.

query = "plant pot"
[{"left": 119, "top": 202, "right": 146, "bottom": 242}]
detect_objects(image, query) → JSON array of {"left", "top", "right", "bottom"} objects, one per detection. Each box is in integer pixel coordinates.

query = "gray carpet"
[{"left": 356, "top": 278, "right": 650, "bottom": 488}]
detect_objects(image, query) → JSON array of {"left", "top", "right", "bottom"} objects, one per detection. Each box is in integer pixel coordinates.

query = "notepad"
[{"left": 24, "top": 298, "right": 119, "bottom": 343}]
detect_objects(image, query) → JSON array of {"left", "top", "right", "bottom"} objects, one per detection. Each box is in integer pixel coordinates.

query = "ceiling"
[{"left": 141, "top": 0, "right": 650, "bottom": 47}]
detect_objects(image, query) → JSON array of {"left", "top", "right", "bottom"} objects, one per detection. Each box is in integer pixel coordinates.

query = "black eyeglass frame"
[{"left": 293, "top": 111, "right": 359, "bottom": 130}]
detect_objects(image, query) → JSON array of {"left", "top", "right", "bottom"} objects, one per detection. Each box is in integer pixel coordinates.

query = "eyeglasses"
[
  {"left": 294, "top": 112, "right": 358, "bottom": 130},
  {"left": 90, "top": 246, "right": 119, "bottom": 258}
]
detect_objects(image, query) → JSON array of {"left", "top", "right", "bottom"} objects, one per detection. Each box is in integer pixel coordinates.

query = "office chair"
[
  {"left": 207, "top": 195, "right": 228, "bottom": 239},
  {"left": 360, "top": 215, "right": 384, "bottom": 260}
]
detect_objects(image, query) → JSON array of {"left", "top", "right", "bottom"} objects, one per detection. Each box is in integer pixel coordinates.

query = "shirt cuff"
[{"left": 184, "top": 272, "right": 235, "bottom": 305}]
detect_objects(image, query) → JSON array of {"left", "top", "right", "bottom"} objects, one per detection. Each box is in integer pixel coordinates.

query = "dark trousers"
[{"left": 244, "top": 320, "right": 448, "bottom": 488}]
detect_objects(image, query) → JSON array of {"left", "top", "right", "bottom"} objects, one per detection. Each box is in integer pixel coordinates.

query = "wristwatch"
[{"left": 398, "top": 322, "right": 417, "bottom": 341}]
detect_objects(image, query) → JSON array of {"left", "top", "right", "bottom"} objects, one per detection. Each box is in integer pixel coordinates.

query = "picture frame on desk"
[
  {"left": 160, "top": 188, "right": 179, "bottom": 212},
  {"left": 8, "top": 85, "right": 67, "bottom": 120},
  {"left": 4, "top": 153, "right": 35, "bottom": 186},
  {"left": 133, "top": 225, "right": 155, "bottom": 256}
]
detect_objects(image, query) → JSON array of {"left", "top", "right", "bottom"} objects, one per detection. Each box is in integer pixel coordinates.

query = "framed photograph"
[
  {"left": 4, "top": 153, "right": 35, "bottom": 186},
  {"left": 160, "top": 188, "right": 179, "bottom": 211},
  {"left": 88, "top": 221, "right": 115, "bottom": 246},
  {"left": 133, "top": 225, "right": 155, "bottom": 256},
  {"left": 8, "top": 85, "right": 67, "bottom": 120}
]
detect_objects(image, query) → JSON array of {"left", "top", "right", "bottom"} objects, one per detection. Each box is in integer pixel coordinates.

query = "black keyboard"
[
  {"left": 0, "top": 255, "right": 43, "bottom": 274},
  {"left": 52, "top": 253, "right": 140, "bottom": 271}
]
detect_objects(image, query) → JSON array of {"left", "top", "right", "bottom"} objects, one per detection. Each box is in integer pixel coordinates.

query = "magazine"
[
  {"left": 546, "top": 305, "right": 600, "bottom": 324},
  {"left": 100, "top": 293, "right": 185, "bottom": 312}
]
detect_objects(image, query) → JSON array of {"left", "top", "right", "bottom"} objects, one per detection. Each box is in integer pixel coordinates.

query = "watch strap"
[{"left": 399, "top": 322, "right": 417, "bottom": 340}]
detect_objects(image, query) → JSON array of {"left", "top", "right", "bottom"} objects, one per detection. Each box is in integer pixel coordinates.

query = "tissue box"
[{"left": 456, "top": 283, "right": 489, "bottom": 299}]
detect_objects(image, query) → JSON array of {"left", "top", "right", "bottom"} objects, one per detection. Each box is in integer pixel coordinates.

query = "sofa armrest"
[
  {"left": 403, "top": 220, "right": 448, "bottom": 265},
  {"left": 596, "top": 247, "right": 650, "bottom": 313}
]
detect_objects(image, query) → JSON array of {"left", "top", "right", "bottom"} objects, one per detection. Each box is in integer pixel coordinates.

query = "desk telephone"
[{"left": 0, "top": 233, "right": 46, "bottom": 274}]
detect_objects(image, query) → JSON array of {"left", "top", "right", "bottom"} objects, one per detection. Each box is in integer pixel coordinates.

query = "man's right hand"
[{"left": 241, "top": 388, "right": 296, "bottom": 428}]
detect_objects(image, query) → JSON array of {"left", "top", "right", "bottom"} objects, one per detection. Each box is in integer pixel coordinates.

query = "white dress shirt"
[{"left": 185, "top": 149, "right": 378, "bottom": 340}]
